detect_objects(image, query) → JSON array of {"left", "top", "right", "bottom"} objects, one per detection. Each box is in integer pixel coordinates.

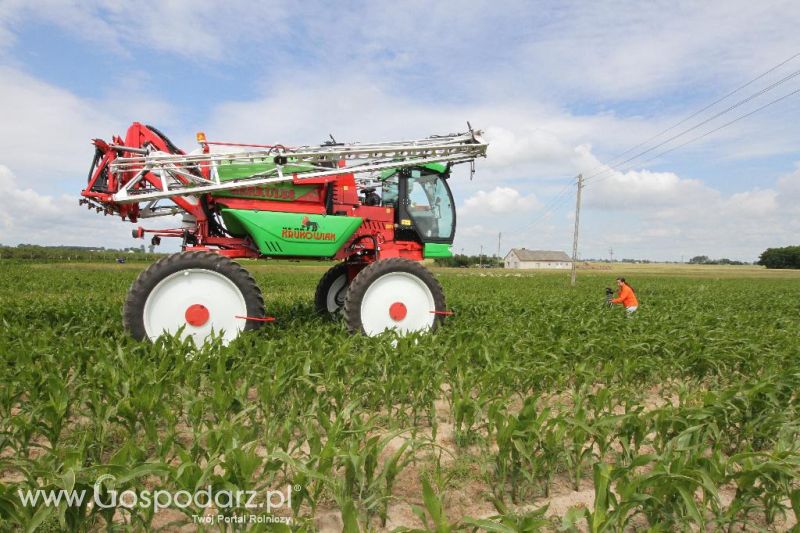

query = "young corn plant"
[
  {"left": 724, "top": 450, "right": 800, "bottom": 529},
  {"left": 402, "top": 476, "right": 461, "bottom": 533},
  {"left": 488, "top": 396, "right": 555, "bottom": 502},
  {"left": 339, "top": 431, "right": 416, "bottom": 527},
  {"left": 561, "top": 462, "right": 621, "bottom": 533},
  {"left": 463, "top": 497, "right": 550, "bottom": 532},
  {"left": 560, "top": 389, "right": 599, "bottom": 491}
]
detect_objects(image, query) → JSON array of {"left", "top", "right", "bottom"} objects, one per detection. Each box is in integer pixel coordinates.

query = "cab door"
[{"left": 396, "top": 168, "right": 456, "bottom": 244}]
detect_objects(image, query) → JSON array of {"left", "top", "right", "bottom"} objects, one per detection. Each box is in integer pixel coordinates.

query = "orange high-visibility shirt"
[{"left": 612, "top": 283, "right": 638, "bottom": 307}]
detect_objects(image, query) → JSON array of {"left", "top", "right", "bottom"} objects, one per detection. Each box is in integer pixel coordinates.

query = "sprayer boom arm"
[{"left": 110, "top": 130, "right": 487, "bottom": 204}]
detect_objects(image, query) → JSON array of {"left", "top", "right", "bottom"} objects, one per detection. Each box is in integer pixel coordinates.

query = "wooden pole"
[{"left": 570, "top": 174, "right": 583, "bottom": 286}]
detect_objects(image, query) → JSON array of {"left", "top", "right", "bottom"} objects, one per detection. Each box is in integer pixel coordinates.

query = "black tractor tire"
[
  {"left": 314, "top": 262, "right": 349, "bottom": 317},
  {"left": 343, "top": 258, "right": 446, "bottom": 336},
  {"left": 123, "top": 251, "right": 265, "bottom": 342}
]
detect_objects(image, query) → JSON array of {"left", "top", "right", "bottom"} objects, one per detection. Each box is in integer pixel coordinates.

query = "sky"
[{"left": 0, "top": 0, "right": 799, "bottom": 262}]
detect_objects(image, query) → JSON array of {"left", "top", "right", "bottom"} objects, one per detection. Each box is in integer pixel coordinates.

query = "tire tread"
[
  {"left": 122, "top": 251, "right": 265, "bottom": 341},
  {"left": 314, "top": 262, "right": 349, "bottom": 317},
  {"left": 343, "top": 258, "right": 446, "bottom": 335}
]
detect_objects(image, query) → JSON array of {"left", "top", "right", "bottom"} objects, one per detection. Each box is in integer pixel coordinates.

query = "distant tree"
[
  {"left": 433, "top": 254, "right": 502, "bottom": 268},
  {"left": 687, "top": 255, "right": 747, "bottom": 265},
  {"left": 716, "top": 258, "right": 745, "bottom": 265},
  {"left": 758, "top": 246, "right": 800, "bottom": 269}
]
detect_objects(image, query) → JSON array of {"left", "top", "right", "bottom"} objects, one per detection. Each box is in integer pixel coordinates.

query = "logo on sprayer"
[
  {"left": 280, "top": 216, "right": 336, "bottom": 241},
  {"left": 228, "top": 185, "right": 296, "bottom": 200}
]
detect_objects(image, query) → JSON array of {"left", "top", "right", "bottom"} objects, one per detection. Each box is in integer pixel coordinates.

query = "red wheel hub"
[
  {"left": 389, "top": 302, "right": 407, "bottom": 321},
  {"left": 185, "top": 304, "right": 210, "bottom": 327}
]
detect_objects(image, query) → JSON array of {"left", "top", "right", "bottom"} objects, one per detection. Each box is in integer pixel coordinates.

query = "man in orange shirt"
[{"left": 611, "top": 277, "right": 638, "bottom": 314}]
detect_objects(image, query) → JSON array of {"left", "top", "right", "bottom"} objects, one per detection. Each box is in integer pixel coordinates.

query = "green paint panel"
[
  {"left": 424, "top": 243, "right": 453, "bottom": 258},
  {"left": 220, "top": 211, "right": 249, "bottom": 237},
  {"left": 216, "top": 160, "right": 313, "bottom": 181},
  {"left": 221, "top": 209, "right": 362, "bottom": 257},
  {"left": 213, "top": 161, "right": 317, "bottom": 201}
]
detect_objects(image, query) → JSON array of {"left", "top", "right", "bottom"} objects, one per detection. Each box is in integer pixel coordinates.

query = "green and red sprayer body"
[{"left": 80, "top": 122, "right": 486, "bottom": 342}]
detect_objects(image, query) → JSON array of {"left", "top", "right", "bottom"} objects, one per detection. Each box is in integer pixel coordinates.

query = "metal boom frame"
[{"left": 110, "top": 131, "right": 487, "bottom": 204}]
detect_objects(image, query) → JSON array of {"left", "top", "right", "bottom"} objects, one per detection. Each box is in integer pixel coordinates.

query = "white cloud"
[
  {"left": 0, "top": 165, "right": 179, "bottom": 249},
  {"left": 577, "top": 177, "right": 799, "bottom": 261},
  {"left": 574, "top": 145, "right": 715, "bottom": 211},
  {"left": 462, "top": 187, "right": 542, "bottom": 215},
  {"left": 0, "top": 1, "right": 18, "bottom": 51},
  {"left": 482, "top": 126, "right": 573, "bottom": 167},
  {"left": 0, "top": 65, "right": 183, "bottom": 248},
  {"left": 203, "top": 78, "right": 682, "bottom": 186},
  {"left": 0, "top": 1, "right": 293, "bottom": 60},
  {"left": 583, "top": 168, "right": 714, "bottom": 211},
  {"left": 723, "top": 189, "right": 779, "bottom": 216},
  {"left": 458, "top": 224, "right": 493, "bottom": 239},
  {"left": 777, "top": 166, "right": 800, "bottom": 205},
  {"left": 511, "top": 2, "right": 800, "bottom": 101},
  {"left": 3, "top": 0, "right": 800, "bottom": 109},
  {"left": 0, "top": 66, "right": 177, "bottom": 186}
]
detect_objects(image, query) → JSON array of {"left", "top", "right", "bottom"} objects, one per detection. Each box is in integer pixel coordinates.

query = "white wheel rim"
[
  {"left": 326, "top": 274, "right": 348, "bottom": 313},
  {"left": 143, "top": 268, "right": 248, "bottom": 345},
  {"left": 360, "top": 271, "right": 436, "bottom": 336}
]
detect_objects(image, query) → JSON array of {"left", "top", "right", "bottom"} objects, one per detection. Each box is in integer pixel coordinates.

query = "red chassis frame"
[{"left": 80, "top": 123, "right": 425, "bottom": 273}]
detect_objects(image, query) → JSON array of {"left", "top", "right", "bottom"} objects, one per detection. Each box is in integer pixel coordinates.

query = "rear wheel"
[
  {"left": 343, "top": 258, "right": 446, "bottom": 336},
  {"left": 123, "top": 252, "right": 265, "bottom": 345},
  {"left": 314, "top": 262, "right": 349, "bottom": 317}
]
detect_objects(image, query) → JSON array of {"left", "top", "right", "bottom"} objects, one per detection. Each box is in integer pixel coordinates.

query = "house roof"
[{"left": 507, "top": 249, "right": 572, "bottom": 262}]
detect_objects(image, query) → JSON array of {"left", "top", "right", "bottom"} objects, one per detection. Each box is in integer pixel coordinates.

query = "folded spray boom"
[{"left": 77, "top": 121, "right": 489, "bottom": 344}]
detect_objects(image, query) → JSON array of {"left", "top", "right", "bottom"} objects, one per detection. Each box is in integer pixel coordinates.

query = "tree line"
[
  {"left": 758, "top": 246, "right": 800, "bottom": 269},
  {"left": 433, "top": 254, "right": 504, "bottom": 268},
  {"left": 0, "top": 244, "right": 164, "bottom": 262},
  {"left": 688, "top": 255, "right": 747, "bottom": 265}
]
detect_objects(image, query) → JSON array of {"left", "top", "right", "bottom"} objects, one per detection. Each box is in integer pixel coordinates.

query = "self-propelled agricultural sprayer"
[{"left": 80, "top": 123, "right": 488, "bottom": 344}]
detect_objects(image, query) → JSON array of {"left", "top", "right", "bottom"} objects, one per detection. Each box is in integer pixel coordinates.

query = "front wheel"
[
  {"left": 123, "top": 252, "right": 266, "bottom": 345},
  {"left": 343, "top": 258, "right": 446, "bottom": 336}
]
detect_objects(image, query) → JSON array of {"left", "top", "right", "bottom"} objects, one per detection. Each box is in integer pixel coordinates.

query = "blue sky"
[{"left": 1, "top": 1, "right": 799, "bottom": 261}]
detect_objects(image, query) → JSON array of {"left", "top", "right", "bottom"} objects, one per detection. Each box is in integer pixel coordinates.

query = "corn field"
[{"left": 1, "top": 261, "right": 799, "bottom": 532}]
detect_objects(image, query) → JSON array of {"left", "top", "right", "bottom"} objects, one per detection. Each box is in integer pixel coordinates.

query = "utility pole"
[
  {"left": 570, "top": 174, "right": 583, "bottom": 286},
  {"left": 609, "top": 247, "right": 614, "bottom": 263},
  {"left": 479, "top": 244, "right": 483, "bottom": 267},
  {"left": 497, "top": 232, "right": 502, "bottom": 259}
]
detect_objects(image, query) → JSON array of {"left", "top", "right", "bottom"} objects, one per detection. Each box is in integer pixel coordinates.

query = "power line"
[
  {"left": 518, "top": 177, "right": 577, "bottom": 229},
  {"left": 583, "top": 66, "right": 800, "bottom": 185},
  {"left": 584, "top": 86, "right": 800, "bottom": 189},
  {"left": 520, "top": 178, "right": 578, "bottom": 232},
  {"left": 601, "top": 51, "right": 800, "bottom": 168},
  {"left": 523, "top": 51, "right": 800, "bottom": 235},
  {"left": 534, "top": 179, "right": 577, "bottom": 215}
]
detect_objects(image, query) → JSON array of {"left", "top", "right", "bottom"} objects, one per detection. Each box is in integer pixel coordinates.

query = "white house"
[{"left": 504, "top": 249, "right": 572, "bottom": 269}]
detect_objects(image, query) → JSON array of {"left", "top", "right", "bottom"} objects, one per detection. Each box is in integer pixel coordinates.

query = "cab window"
[
  {"left": 381, "top": 175, "right": 399, "bottom": 208},
  {"left": 407, "top": 170, "right": 455, "bottom": 241}
]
